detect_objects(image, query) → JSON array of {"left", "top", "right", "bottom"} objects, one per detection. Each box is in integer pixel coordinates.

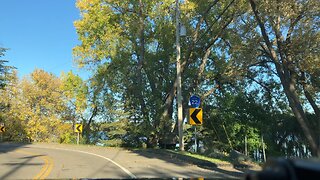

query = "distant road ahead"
[{"left": 0, "top": 143, "right": 242, "bottom": 179}]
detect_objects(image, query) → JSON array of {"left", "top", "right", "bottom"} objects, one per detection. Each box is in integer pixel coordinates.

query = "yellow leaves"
[
  {"left": 3, "top": 68, "right": 88, "bottom": 143},
  {"left": 76, "top": 0, "right": 88, "bottom": 10},
  {"left": 2, "top": 69, "right": 69, "bottom": 142},
  {"left": 73, "top": 2, "right": 122, "bottom": 66},
  {"left": 181, "top": 0, "right": 197, "bottom": 13},
  {"left": 148, "top": 0, "right": 173, "bottom": 19},
  {"left": 25, "top": 115, "right": 63, "bottom": 142},
  {"left": 256, "top": 0, "right": 318, "bottom": 20},
  {"left": 299, "top": 55, "right": 320, "bottom": 74},
  {"left": 76, "top": 0, "right": 100, "bottom": 11},
  {"left": 73, "top": 0, "right": 137, "bottom": 67}
]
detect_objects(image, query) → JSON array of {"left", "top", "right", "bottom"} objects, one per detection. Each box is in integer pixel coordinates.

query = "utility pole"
[
  {"left": 245, "top": 135, "right": 248, "bottom": 156},
  {"left": 262, "top": 135, "right": 266, "bottom": 162},
  {"left": 176, "top": 0, "right": 184, "bottom": 151}
]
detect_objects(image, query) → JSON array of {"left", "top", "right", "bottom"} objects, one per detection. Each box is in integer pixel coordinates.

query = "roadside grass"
[
  {"left": 167, "top": 150, "right": 233, "bottom": 166},
  {"left": 161, "top": 149, "right": 261, "bottom": 170}
]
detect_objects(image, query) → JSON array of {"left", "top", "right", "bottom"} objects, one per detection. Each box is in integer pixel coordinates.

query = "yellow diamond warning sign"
[
  {"left": 0, "top": 126, "right": 5, "bottom": 133},
  {"left": 189, "top": 108, "right": 203, "bottom": 125},
  {"left": 74, "top": 124, "right": 83, "bottom": 133}
]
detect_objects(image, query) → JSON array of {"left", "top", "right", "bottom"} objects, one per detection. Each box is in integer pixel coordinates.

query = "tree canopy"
[{"left": 1, "top": 0, "right": 319, "bottom": 160}]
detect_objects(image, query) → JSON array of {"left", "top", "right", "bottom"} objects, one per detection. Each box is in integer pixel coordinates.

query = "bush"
[
  {"left": 59, "top": 132, "right": 77, "bottom": 144},
  {"left": 229, "top": 150, "right": 251, "bottom": 163},
  {"left": 102, "top": 139, "right": 123, "bottom": 147},
  {"left": 204, "top": 141, "right": 232, "bottom": 154}
]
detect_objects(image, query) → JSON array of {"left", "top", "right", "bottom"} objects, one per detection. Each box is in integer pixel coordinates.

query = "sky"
[{"left": 0, "top": 0, "right": 90, "bottom": 79}]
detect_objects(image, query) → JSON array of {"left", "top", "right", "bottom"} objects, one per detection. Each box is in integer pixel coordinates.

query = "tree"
[
  {"left": 17, "top": 69, "right": 67, "bottom": 142},
  {"left": 246, "top": 0, "right": 320, "bottom": 156},
  {"left": 0, "top": 47, "right": 18, "bottom": 140},
  {"left": 1, "top": 68, "right": 87, "bottom": 143},
  {"left": 73, "top": 0, "right": 245, "bottom": 147},
  {"left": 60, "top": 71, "right": 90, "bottom": 141},
  {"left": 0, "top": 70, "right": 29, "bottom": 141},
  {"left": 72, "top": 0, "right": 320, "bottom": 157},
  {"left": 213, "top": 0, "right": 319, "bottom": 156},
  {"left": 0, "top": 47, "right": 15, "bottom": 89},
  {"left": 0, "top": 48, "right": 9, "bottom": 89}
]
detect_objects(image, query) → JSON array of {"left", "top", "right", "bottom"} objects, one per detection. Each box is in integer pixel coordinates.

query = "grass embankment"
[
  {"left": 168, "top": 150, "right": 233, "bottom": 166},
  {"left": 172, "top": 150, "right": 261, "bottom": 170},
  {"left": 136, "top": 148, "right": 261, "bottom": 171}
]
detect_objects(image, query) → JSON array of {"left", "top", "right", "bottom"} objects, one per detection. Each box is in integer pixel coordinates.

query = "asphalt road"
[{"left": 0, "top": 143, "right": 243, "bottom": 179}]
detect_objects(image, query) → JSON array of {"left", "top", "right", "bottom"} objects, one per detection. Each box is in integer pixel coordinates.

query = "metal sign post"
[
  {"left": 77, "top": 132, "right": 80, "bottom": 145},
  {"left": 74, "top": 124, "right": 83, "bottom": 145},
  {"left": 194, "top": 126, "right": 197, "bottom": 153}
]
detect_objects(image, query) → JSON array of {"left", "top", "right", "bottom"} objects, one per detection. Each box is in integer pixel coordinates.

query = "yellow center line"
[
  {"left": 39, "top": 156, "right": 54, "bottom": 179},
  {"left": 33, "top": 156, "right": 49, "bottom": 180},
  {"left": 14, "top": 150, "right": 54, "bottom": 179}
]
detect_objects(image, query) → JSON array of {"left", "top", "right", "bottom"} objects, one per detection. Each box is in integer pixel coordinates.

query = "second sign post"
[
  {"left": 189, "top": 95, "right": 203, "bottom": 153},
  {"left": 74, "top": 124, "right": 83, "bottom": 145}
]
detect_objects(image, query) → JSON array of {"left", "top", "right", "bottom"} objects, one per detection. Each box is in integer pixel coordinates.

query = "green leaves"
[
  {"left": 0, "top": 48, "right": 15, "bottom": 89},
  {"left": 74, "top": 0, "right": 123, "bottom": 67},
  {"left": 61, "top": 71, "right": 88, "bottom": 113},
  {"left": 70, "top": 0, "right": 320, "bottom": 156}
]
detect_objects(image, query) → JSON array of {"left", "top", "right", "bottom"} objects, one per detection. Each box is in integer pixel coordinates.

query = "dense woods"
[{"left": 1, "top": 0, "right": 319, "bottom": 160}]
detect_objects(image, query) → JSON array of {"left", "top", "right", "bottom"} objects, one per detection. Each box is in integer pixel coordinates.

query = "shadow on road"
[
  {"left": 0, "top": 142, "right": 44, "bottom": 179},
  {"left": 129, "top": 149, "right": 243, "bottom": 179},
  {"left": 0, "top": 142, "right": 30, "bottom": 153}
]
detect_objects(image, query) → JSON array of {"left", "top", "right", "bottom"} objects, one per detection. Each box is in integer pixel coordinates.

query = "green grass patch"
[{"left": 167, "top": 150, "right": 233, "bottom": 166}]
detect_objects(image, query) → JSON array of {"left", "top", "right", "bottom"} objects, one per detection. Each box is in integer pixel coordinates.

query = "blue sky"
[{"left": 0, "top": 0, "right": 90, "bottom": 79}]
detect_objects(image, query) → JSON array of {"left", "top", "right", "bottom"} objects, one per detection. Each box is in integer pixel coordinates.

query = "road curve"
[
  {"left": 0, "top": 143, "right": 242, "bottom": 179},
  {"left": 0, "top": 143, "right": 133, "bottom": 179}
]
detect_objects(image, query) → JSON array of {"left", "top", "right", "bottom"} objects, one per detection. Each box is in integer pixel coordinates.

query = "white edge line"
[{"left": 34, "top": 146, "right": 136, "bottom": 179}]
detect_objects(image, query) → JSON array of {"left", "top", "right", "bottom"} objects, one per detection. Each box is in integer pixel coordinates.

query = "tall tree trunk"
[
  {"left": 249, "top": 0, "right": 319, "bottom": 156},
  {"left": 301, "top": 71, "right": 320, "bottom": 149},
  {"left": 137, "top": 0, "right": 149, "bottom": 123},
  {"left": 84, "top": 106, "right": 98, "bottom": 143},
  {"left": 301, "top": 72, "right": 320, "bottom": 118},
  {"left": 281, "top": 68, "right": 318, "bottom": 156}
]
